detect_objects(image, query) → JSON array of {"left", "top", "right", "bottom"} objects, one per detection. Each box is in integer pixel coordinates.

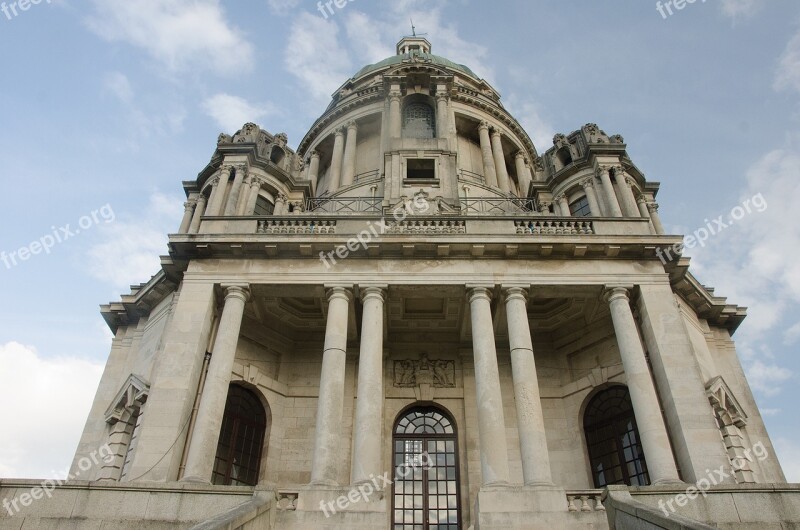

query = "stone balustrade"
[
  {"left": 515, "top": 219, "right": 595, "bottom": 235},
  {"left": 566, "top": 490, "right": 605, "bottom": 512},
  {"left": 257, "top": 219, "right": 337, "bottom": 235}
]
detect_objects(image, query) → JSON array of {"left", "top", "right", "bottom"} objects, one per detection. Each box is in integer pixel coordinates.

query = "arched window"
[
  {"left": 270, "top": 146, "right": 286, "bottom": 165},
  {"left": 556, "top": 146, "right": 573, "bottom": 167},
  {"left": 584, "top": 386, "right": 650, "bottom": 487},
  {"left": 254, "top": 195, "right": 275, "bottom": 216},
  {"left": 569, "top": 195, "right": 591, "bottom": 217},
  {"left": 392, "top": 406, "right": 461, "bottom": 530},
  {"left": 212, "top": 385, "right": 267, "bottom": 486},
  {"left": 404, "top": 102, "right": 436, "bottom": 139}
]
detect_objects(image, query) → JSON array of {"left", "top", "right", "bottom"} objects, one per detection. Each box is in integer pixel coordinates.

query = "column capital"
[
  {"left": 346, "top": 120, "right": 358, "bottom": 131},
  {"left": 554, "top": 193, "right": 567, "bottom": 202},
  {"left": 309, "top": 150, "right": 321, "bottom": 160},
  {"left": 436, "top": 92, "right": 449, "bottom": 102},
  {"left": 333, "top": 126, "right": 346, "bottom": 137},
  {"left": 388, "top": 90, "right": 402, "bottom": 102},
  {"left": 195, "top": 194, "right": 207, "bottom": 205},
  {"left": 183, "top": 200, "right": 196, "bottom": 212},
  {"left": 220, "top": 165, "right": 233, "bottom": 176},
  {"left": 235, "top": 164, "right": 248, "bottom": 176},
  {"left": 490, "top": 127, "right": 504, "bottom": 139},
  {"left": 478, "top": 120, "right": 491, "bottom": 132},
  {"left": 325, "top": 285, "right": 354, "bottom": 303},
  {"left": 636, "top": 195, "right": 648, "bottom": 205},
  {"left": 647, "top": 201, "right": 660, "bottom": 213},
  {"left": 515, "top": 150, "right": 526, "bottom": 160},
  {"left": 595, "top": 165, "right": 611, "bottom": 177},
  {"left": 249, "top": 176, "right": 263, "bottom": 189},
  {"left": 358, "top": 285, "right": 387, "bottom": 302},
  {"left": 502, "top": 286, "right": 529, "bottom": 302},
  {"left": 603, "top": 286, "right": 634, "bottom": 304},
  {"left": 467, "top": 285, "right": 495, "bottom": 303},
  {"left": 221, "top": 284, "right": 250, "bottom": 303},
  {"left": 580, "top": 177, "right": 595, "bottom": 189}
]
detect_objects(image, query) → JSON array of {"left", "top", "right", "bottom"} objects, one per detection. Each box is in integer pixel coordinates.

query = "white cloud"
[
  {"left": 102, "top": 71, "right": 186, "bottom": 140},
  {"left": 104, "top": 72, "right": 134, "bottom": 105},
  {"left": 284, "top": 1, "right": 492, "bottom": 107},
  {"left": 746, "top": 360, "right": 793, "bottom": 397},
  {"left": 87, "top": 192, "right": 183, "bottom": 290},
  {"left": 267, "top": 0, "right": 299, "bottom": 16},
  {"left": 775, "top": 30, "right": 800, "bottom": 94},
  {"left": 784, "top": 321, "right": 800, "bottom": 345},
  {"left": 719, "top": 0, "right": 765, "bottom": 19},
  {"left": 0, "top": 342, "right": 104, "bottom": 479},
  {"left": 285, "top": 13, "right": 355, "bottom": 105},
  {"left": 504, "top": 98, "right": 554, "bottom": 150},
  {"left": 202, "top": 94, "right": 277, "bottom": 133},
  {"left": 86, "top": 0, "right": 252, "bottom": 76}
]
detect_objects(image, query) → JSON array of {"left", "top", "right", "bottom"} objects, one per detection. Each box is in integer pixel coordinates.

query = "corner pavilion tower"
[{"left": 2, "top": 37, "right": 796, "bottom": 530}]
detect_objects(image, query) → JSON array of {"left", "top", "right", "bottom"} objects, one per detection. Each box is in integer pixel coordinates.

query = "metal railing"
[
  {"left": 460, "top": 197, "right": 536, "bottom": 215},
  {"left": 304, "top": 197, "right": 382, "bottom": 214}
]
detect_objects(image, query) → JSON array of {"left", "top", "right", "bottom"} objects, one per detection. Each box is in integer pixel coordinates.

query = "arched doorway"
[
  {"left": 211, "top": 384, "right": 267, "bottom": 486},
  {"left": 583, "top": 386, "right": 650, "bottom": 487},
  {"left": 392, "top": 405, "right": 461, "bottom": 530}
]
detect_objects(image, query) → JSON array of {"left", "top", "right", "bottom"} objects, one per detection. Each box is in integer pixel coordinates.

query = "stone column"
[
  {"left": 182, "top": 284, "right": 250, "bottom": 483},
  {"left": 311, "top": 286, "right": 353, "bottom": 486},
  {"left": 491, "top": 129, "right": 511, "bottom": 193},
  {"left": 504, "top": 287, "right": 553, "bottom": 486},
  {"left": 515, "top": 152, "right": 532, "bottom": 198},
  {"left": 328, "top": 128, "right": 346, "bottom": 194},
  {"left": 274, "top": 193, "right": 288, "bottom": 216},
  {"left": 648, "top": 202, "right": 666, "bottom": 234},
  {"left": 604, "top": 287, "right": 680, "bottom": 485},
  {"left": 235, "top": 177, "right": 252, "bottom": 216},
  {"left": 244, "top": 177, "right": 262, "bottom": 215},
  {"left": 614, "top": 167, "right": 640, "bottom": 217},
  {"left": 581, "top": 178, "right": 602, "bottom": 217},
  {"left": 207, "top": 168, "right": 230, "bottom": 216},
  {"left": 555, "top": 194, "right": 571, "bottom": 217},
  {"left": 224, "top": 166, "right": 247, "bottom": 216},
  {"left": 597, "top": 166, "right": 623, "bottom": 217},
  {"left": 188, "top": 195, "right": 207, "bottom": 234},
  {"left": 389, "top": 91, "right": 402, "bottom": 139},
  {"left": 468, "top": 286, "right": 510, "bottom": 486},
  {"left": 179, "top": 199, "right": 196, "bottom": 233},
  {"left": 341, "top": 121, "right": 358, "bottom": 188},
  {"left": 308, "top": 151, "right": 321, "bottom": 194},
  {"left": 436, "top": 93, "right": 449, "bottom": 139},
  {"left": 478, "top": 121, "right": 499, "bottom": 188},
  {"left": 637, "top": 197, "right": 657, "bottom": 233},
  {"left": 351, "top": 286, "right": 387, "bottom": 485}
]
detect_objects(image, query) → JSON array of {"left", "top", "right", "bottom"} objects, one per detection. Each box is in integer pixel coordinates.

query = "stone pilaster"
[{"left": 389, "top": 91, "right": 402, "bottom": 139}]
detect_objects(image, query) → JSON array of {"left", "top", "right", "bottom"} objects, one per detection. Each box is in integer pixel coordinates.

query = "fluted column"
[
  {"left": 182, "top": 284, "right": 250, "bottom": 483},
  {"left": 581, "top": 178, "right": 602, "bottom": 217},
  {"left": 555, "top": 194, "right": 571, "bottom": 217},
  {"left": 207, "top": 169, "right": 230, "bottom": 216},
  {"left": 389, "top": 91, "right": 402, "bottom": 139},
  {"left": 436, "top": 93, "right": 449, "bottom": 139},
  {"left": 468, "top": 286, "right": 510, "bottom": 486},
  {"left": 478, "top": 121, "right": 498, "bottom": 188},
  {"left": 604, "top": 287, "right": 680, "bottom": 485},
  {"left": 223, "top": 165, "right": 246, "bottom": 216},
  {"left": 341, "top": 121, "right": 358, "bottom": 188},
  {"left": 244, "top": 177, "right": 262, "bottom": 215},
  {"left": 311, "top": 286, "right": 353, "bottom": 486},
  {"left": 614, "top": 167, "right": 640, "bottom": 217},
  {"left": 188, "top": 195, "right": 207, "bottom": 234},
  {"left": 351, "top": 286, "right": 387, "bottom": 484},
  {"left": 491, "top": 129, "right": 511, "bottom": 193},
  {"left": 515, "top": 152, "right": 532, "bottom": 198},
  {"left": 179, "top": 199, "right": 196, "bottom": 233},
  {"left": 308, "top": 151, "right": 321, "bottom": 194},
  {"left": 504, "top": 287, "right": 553, "bottom": 486},
  {"left": 597, "top": 166, "right": 623, "bottom": 217},
  {"left": 328, "top": 128, "right": 346, "bottom": 193},
  {"left": 648, "top": 202, "right": 666, "bottom": 234}
]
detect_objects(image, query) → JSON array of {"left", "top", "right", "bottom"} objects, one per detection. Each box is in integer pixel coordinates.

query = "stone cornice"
[{"left": 100, "top": 269, "right": 178, "bottom": 333}]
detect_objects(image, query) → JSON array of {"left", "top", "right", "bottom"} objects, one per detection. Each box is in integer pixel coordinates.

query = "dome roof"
[{"left": 354, "top": 51, "right": 480, "bottom": 80}]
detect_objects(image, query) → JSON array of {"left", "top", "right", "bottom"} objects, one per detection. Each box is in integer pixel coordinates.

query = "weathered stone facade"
[{"left": 1, "top": 37, "right": 795, "bottom": 530}]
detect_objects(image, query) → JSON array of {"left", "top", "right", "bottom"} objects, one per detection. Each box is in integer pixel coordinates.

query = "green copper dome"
[{"left": 354, "top": 51, "right": 479, "bottom": 80}]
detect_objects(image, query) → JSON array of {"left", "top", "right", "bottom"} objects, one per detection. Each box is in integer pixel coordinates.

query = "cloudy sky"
[{"left": 0, "top": 0, "right": 798, "bottom": 482}]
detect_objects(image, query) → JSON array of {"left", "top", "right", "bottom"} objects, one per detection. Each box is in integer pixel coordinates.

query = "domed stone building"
[{"left": 2, "top": 37, "right": 797, "bottom": 530}]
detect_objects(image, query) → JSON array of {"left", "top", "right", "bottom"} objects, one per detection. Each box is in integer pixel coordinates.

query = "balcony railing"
[
  {"left": 566, "top": 490, "right": 605, "bottom": 512},
  {"left": 304, "top": 197, "right": 382, "bottom": 214},
  {"left": 515, "top": 219, "right": 595, "bottom": 235},
  {"left": 460, "top": 197, "right": 537, "bottom": 215}
]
